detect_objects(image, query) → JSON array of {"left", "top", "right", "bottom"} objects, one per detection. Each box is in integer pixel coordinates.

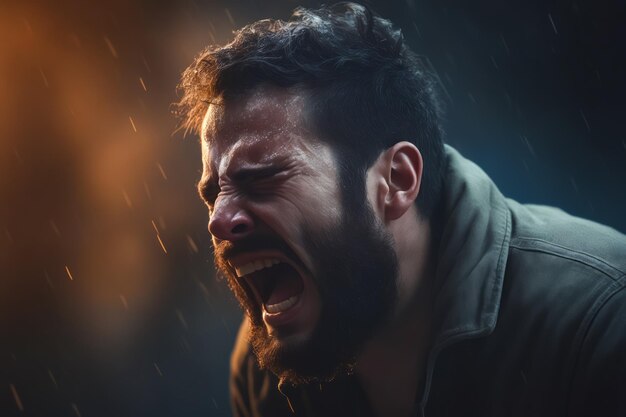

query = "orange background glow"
[{"left": 1, "top": 1, "right": 245, "bottom": 415}]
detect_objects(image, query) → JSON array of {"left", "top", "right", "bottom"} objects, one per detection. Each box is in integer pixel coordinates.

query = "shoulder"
[
  {"left": 506, "top": 200, "right": 626, "bottom": 279},
  {"left": 504, "top": 200, "right": 625, "bottom": 312},
  {"left": 499, "top": 201, "right": 626, "bottom": 414},
  {"left": 502, "top": 199, "right": 626, "bottom": 330}
]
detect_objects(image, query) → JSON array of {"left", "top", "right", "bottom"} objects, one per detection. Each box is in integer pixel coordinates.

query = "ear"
[{"left": 370, "top": 142, "right": 423, "bottom": 222}]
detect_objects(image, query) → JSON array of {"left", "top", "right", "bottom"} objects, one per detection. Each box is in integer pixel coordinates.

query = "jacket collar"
[
  {"left": 431, "top": 145, "right": 511, "bottom": 345},
  {"left": 418, "top": 145, "right": 512, "bottom": 412}
]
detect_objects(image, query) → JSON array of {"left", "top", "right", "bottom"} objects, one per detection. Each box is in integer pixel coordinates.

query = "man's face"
[{"left": 198, "top": 86, "right": 398, "bottom": 384}]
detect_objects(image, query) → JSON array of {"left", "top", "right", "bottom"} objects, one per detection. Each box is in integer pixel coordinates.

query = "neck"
[{"left": 356, "top": 209, "right": 435, "bottom": 417}]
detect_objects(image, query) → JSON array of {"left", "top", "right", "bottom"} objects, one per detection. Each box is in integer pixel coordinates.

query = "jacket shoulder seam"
[{"left": 509, "top": 237, "right": 625, "bottom": 280}]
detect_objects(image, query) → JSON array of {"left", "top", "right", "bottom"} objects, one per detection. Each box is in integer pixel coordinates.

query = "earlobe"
[{"left": 383, "top": 142, "right": 423, "bottom": 222}]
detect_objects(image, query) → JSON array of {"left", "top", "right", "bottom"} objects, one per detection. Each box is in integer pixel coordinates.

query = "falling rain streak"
[
  {"left": 129, "top": 116, "right": 137, "bottom": 133},
  {"left": 65, "top": 265, "right": 74, "bottom": 281},
  {"left": 579, "top": 109, "right": 591, "bottom": 132},
  {"left": 120, "top": 294, "right": 129, "bottom": 310},
  {"left": 186, "top": 234, "right": 199, "bottom": 253},
  {"left": 122, "top": 189, "right": 133, "bottom": 208},
  {"left": 10, "top": 384, "right": 24, "bottom": 412},
  {"left": 50, "top": 219, "right": 61, "bottom": 237},
  {"left": 143, "top": 181, "right": 152, "bottom": 200},
  {"left": 157, "top": 162, "right": 168, "bottom": 180},
  {"left": 225, "top": 8, "right": 235, "bottom": 26},
  {"left": 39, "top": 68, "right": 49, "bottom": 88},
  {"left": 176, "top": 310, "right": 189, "bottom": 330},
  {"left": 103, "top": 36, "right": 118, "bottom": 58},
  {"left": 151, "top": 220, "right": 160, "bottom": 235},
  {"left": 548, "top": 13, "right": 558, "bottom": 35},
  {"left": 157, "top": 235, "right": 167, "bottom": 254},
  {"left": 48, "top": 369, "right": 58, "bottom": 387},
  {"left": 153, "top": 220, "right": 167, "bottom": 254}
]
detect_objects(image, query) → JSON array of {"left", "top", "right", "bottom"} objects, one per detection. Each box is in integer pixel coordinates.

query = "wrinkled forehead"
[{"left": 200, "top": 86, "right": 308, "bottom": 153}]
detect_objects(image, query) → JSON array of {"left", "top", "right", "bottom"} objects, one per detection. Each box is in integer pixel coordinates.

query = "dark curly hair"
[{"left": 176, "top": 2, "right": 446, "bottom": 218}]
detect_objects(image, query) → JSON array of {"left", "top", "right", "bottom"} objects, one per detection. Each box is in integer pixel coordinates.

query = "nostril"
[
  {"left": 231, "top": 223, "right": 248, "bottom": 235},
  {"left": 209, "top": 206, "right": 254, "bottom": 240}
]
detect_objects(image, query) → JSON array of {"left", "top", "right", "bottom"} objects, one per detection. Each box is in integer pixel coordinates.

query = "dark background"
[{"left": 1, "top": 0, "right": 624, "bottom": 416}]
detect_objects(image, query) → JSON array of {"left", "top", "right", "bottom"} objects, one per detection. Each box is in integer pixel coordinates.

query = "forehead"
[{"left": 200, "top": 86, "right": 313, "bottom": 163}]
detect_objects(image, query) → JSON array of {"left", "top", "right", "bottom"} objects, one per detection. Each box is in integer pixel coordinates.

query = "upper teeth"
[{"left": 234, "top": 258, "right": 281, "bottom": 277}]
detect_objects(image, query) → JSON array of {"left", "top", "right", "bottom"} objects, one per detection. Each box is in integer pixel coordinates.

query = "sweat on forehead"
[{"left": 200, "top": 86, "right": 308, "bottom": 145}]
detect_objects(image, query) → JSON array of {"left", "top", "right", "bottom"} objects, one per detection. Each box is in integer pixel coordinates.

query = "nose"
[{"left": 208, "top": 198, "right": 255, "bottom": 241}]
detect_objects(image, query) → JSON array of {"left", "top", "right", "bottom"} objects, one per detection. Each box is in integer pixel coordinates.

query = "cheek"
[
  {"left": 300, "top": 173, "right": 343, "bottom": 221},
  {"left": 249, "top": 184, "right": 341, "bottom": 252},
  {"left": 281, "top": 180, "right": 341, "bottom": 225}
]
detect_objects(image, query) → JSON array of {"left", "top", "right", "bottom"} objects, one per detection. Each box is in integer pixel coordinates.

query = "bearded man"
[{"left": 176, "top": 3, "right": 626, "bottom": 417}]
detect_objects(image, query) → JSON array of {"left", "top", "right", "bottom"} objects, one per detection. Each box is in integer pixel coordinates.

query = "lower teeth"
[{"left": 265, "top": 295, "right": 299, "bottom": 314}]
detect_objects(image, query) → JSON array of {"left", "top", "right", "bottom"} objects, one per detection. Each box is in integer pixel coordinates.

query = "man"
[{"left": 177, "top": 3, "right": 626, "bottom": 417}]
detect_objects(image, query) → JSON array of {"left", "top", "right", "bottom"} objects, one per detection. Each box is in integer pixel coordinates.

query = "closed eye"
[
  {"left": 230, "top": 166, "right": 285, "bottom": 183},
  {"left": 198, "top": 165, "right": 289, "bottom": 206}
]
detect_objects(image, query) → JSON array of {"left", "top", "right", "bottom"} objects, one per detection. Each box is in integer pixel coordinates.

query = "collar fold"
[{"left": 431, "top": 145, "right": 511, "bottom": 343}]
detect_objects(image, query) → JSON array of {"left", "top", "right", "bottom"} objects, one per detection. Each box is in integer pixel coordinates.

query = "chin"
[{"left": 250, "top": 318, "right": 342, "bottom": 385}]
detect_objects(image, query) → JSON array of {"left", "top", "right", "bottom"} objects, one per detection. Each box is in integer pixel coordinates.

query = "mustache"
[{"left": 213, "top": 234, "right": 299, "bottom": 263}]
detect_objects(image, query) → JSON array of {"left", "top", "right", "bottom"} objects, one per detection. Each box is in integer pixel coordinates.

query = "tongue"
[{"left": 265, "top": 264, "right": 304, "bottom": 306}]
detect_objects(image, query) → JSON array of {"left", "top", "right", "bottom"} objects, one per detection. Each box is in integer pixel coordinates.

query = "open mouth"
[{"left": 234, "top": 258, "right": 305, "bottom": 316}]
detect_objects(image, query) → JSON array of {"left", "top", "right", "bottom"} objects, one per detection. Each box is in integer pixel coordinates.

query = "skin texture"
[
  {"left": 199, "top": 87, "right": 335, "bottom": 346},
  {"left": 198, "top": 85, "right": 434, "bottom": 416}
]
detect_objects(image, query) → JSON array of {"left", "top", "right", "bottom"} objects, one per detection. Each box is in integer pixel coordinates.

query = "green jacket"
[{"left": 230, "top": 146, "right": 626, "bottom": 417}]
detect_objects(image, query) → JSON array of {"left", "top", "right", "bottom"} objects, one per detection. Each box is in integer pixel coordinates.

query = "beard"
[{"left": 214, "top": 200, "right": 398, "bottom": 385}]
